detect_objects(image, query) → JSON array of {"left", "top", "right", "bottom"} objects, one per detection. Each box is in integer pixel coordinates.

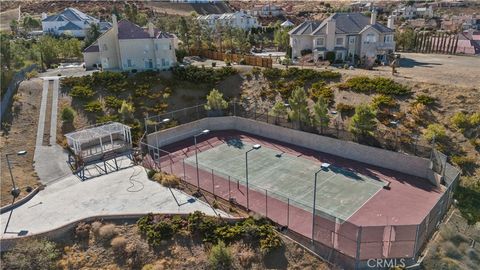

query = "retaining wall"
[{"left": 147, "top": 117, "right": 432, "bottom": 179}]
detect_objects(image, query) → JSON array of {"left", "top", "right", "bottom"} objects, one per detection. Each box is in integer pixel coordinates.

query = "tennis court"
[{"left": 184, "top": 138, "right": 386, "bottom": 221}]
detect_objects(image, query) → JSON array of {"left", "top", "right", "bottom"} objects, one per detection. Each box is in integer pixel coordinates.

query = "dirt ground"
[
  {"left": 0, "top": 7, "right": 19, "bottom": 31},
  {"left": 0, "top": 78, "right": 43, "bottom": 206}
]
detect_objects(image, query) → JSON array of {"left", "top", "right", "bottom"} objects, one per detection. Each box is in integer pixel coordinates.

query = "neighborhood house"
[
  {"left": 197, "top": 11, "right": 259, "bottom": 30},
  {"left": 82, "top": 15, "right": 177, "bottom": 71},
  {"left": 41, "top": 7, "right": 111, "bottom": 37},
  {"left": 289, "top": 12, "right": 395, "bottom": 64}
]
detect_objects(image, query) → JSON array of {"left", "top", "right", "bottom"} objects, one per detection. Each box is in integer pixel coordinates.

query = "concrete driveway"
[{"left": 0, "top": 166, "right": 225, "bottom": 238}]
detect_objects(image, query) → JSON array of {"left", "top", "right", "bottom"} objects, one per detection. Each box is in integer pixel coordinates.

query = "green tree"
[
  {"left": 270, "top": 101, "right": 287, "bottom": 123},
  {"left": 0, "top": 33, "right": 12, "bottom": 69},
  {"left": 312, "top": 96, "right": 330, "bottom": 133},
  {"left": 208, "top": 241, "right": 233, "bottom": 270},
  {"left": 37, "top": 36, "right": 60, "bottom": 69},
  {"left": 61, "top": 106, "right": 76, "bottom": 123},
  {"left": 349, "top": 104, "right": 377, "bottom": 136},
  {"left": 22, "top": 15, "right": 41, "bottom": 32},
  {"left": 233, "top": 28, "right": 250, "bottom": 54},
  {"left": 9, "top": 19, "right": 18, "bottom": 35},
  {"left": 395, "top": 28, "right": 416, "bottom": 51},
  {"left": 205, "top": 88, "right": 228, "bottom": 111},
  {"left": 178, "top": 17, "right": 190, "bottom": 51},
  {"left": 85, "top": 23, "right": 101, "bottom": 48},
  {"left": 273, "top": 27, "right": 289, "bottom": 51},
  {"left": 288, "top": 87, "right": 309, "bottom": 127}
]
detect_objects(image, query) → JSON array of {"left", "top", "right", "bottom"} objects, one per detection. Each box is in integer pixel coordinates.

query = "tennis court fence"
[
  {"left": 140, "top": 141, "right": 460, "bottom": 269},
  {"left": 144, "top": 102, "right": 432, "bottom": 159}
]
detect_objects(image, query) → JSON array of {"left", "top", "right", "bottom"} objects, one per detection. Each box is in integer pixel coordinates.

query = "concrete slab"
[{"left": 0, "top": 166, "right": 226, "bottom": 238}]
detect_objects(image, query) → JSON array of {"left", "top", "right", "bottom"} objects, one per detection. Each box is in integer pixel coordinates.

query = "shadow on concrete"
[{"left": 400, "top": 58, "right": 443, "bottom": 68}]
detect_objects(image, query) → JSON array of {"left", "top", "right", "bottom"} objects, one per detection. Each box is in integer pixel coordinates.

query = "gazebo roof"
[{"left": 65, "top": 122, "right": 130, "bottom": 143}]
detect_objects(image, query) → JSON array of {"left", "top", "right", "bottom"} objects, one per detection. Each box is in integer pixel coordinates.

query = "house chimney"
[
  {"left": 112, "top": 14, "right": 118, "bottom": 33},
  {"left": 371, "top": 9, "right": 377, "bottom": 25},
  {"left": 326, "top": 17, "right": 336, "bottom": 35},
  {"left": 387, "top": 15, "right": 395, "bottom": 29},
  {"left": 148, "top": 22, "right": 154, "bottom": 38},
  {"left": 42, "top": 12, "right": 47, "bottom": 20}
]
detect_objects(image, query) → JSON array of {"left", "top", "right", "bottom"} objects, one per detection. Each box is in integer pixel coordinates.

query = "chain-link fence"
[
  {"left": 145, "top": 102, "right": 432, "bottom": 159},
  {"left": 139, "top": 140, "right": 460, "bottom": 269}
]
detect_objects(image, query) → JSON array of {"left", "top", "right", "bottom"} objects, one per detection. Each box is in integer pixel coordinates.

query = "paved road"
[{"left": 0, "top": 166, "right": 225, "bottom": 238}]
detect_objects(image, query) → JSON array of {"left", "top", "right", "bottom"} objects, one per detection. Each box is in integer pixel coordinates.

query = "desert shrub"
[
  {"left": 119, "top": 100, "right": 135, "bottom": 121},
  {"left": 451, "top": 112, "right": 470, "bottom": 131},
  {"left": 415, "top": 94, "right": 435, "bottom": 105},
  {"left": 61, "top": 106, "right": 76, "bottom": 123},
  {"left": 236, "top": 244, "right": 256, "bottom": 268},
  {"left": 91, "top": 221, "right": 103, "bottom": 238},
  {"left": 111, "top": 236, "right": 127, "bottom": 254},
  {"left": 98, "top": 223, "right": 117, "bottom": 242},
  {"left": 104, "top": 96, "right": 123, "bottom": 110},
  {"left": 451, "top": 156, "right": 477, "bottom": 174},
  {"left": 209, "top": 241, "right": 233, "bottom": 270},
  {"left": 152, "top": 172, "right": 180, "bottom": 188},
  {"left": 336, "top": 103, "right": 355, "bottom": 115},
  {"left": 61, "top": 76, "right": 78, "bottom": 88},
  {"left": 26, "top": 70, "right": 38, "bottom": 80},
  {"left": 84, "top": 100, "right": 103, "bottom": 113},
  {"left": 339, "top": 76, "right": 411, "bottom": 96},
  {"left": 308, "top": 81, "right": 334, "bottom": 104},
  {"left": 70, "top": 85, "right": 95, "bottom": 99},
  {"left": 371, "top": 94, "right": 396, "bottom": 109},
  {"left": 2, "top": 239, "right": 59, "bottom": 270},
  {"left": 97, "top": 114, "right": 120, "bottom": 123},
  {"left": 423, "top": 124, "right": 447, "bottom": 142},
  {"left": 172, "top": 65, "right": 236, "bottom": 83},
  {"left": 470, "top": 112, "right": 480, "bottom": 126},
  {"left": 147, "top": 170, "right": 156, "bottom": 179},
  {"left": 205, "top": 88, "right": 228, "bottom": 111},
  {"left": 75, "top": 222, "right": 91, "bottom": 241},
  {"left": 92, "top": 71, "right": 127, "bottom": 88},
  {"left": 251, "top": 67, "right": 261, "bottom": 76},
  {"left": 443, "top": 241, "right": 463, "bottom": 260},
  {"left": 410, "top": 102, "right": 429, "bottom": 125}
]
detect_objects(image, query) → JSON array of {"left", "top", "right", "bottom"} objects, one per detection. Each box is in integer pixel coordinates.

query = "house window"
[
  {"left": 365, "top": 34, "right": 376, "bottom": 43},
  {"left": 103, "top": 44, "right": 108, "bottom": 51},
  {"left": 336, "top": 37, "right": 344, "bottom": 46},
  {"left": 169, "top": 44, "right": 172, "bottom": 50},
  {"left": 349, "top": 36, "right": 356, "bottom": 44},
  {"left": 127, "top": 59, "right": 132, "bottom": 67},
  {"left": 384, "top": 35, "right": 393, "bottom": 43},
  {"left": 316, "top": 37, "right": 325, "bottom": 47}
]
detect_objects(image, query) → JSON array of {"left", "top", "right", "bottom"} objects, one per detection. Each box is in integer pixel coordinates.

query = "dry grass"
[
  {"left": 97, "top": 224, "right": 117, "bottom": 243},
  {"left": 110, "top": 236, "right": 127, "bottom": 255},
  {"left": 152, "top": 172, "right": 180, "bottom": 188}
]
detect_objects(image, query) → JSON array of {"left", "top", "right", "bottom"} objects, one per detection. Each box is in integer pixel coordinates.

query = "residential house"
[
  {"left": 457, "top": 30, "right": 480, "bottom": 55},
  {"left": 41, "top": 7, "right": 111, "bottom": 37},
  {"left": 247, "top": 4, "right": 283, "bottom": 17},
  {"left": 82, "top": 15, "right": 176, "bottom": 71},
  {"left": 197, "top": 12, "right": 259, "bottom": 30},
  {"left": 392, "top": 5, "right": 434, "bottom": 19},
  {"left": 289, "top": 12, "right": 395, "bottom": 64},
  {"left": 462, "top": 15, "right": 480, "bottom": 30}
]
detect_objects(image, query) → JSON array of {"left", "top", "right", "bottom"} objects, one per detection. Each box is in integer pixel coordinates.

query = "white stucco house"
[
  {"left": 41, "top": 8, "right": 111, "bottom": 38},
  {"left": 82, "top": 15, "right": 177, "bottom": 71},
  {"left": 392, "top": 5, "right": 434, "bottom": 19},
  {"left": 289, "top": 12, "right": 395, "bottom": 64},
  {"left": 197, "top": 12, "right": 259, "bottom": 30},
  {"left": 247, "top": 4, "right": 284, "bottom": 17}
]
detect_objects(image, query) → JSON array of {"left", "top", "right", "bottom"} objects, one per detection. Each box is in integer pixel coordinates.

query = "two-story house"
[
  {"left": 197, "top": 12, "right": 259, "bottom": 30},
  {"left": 82, "top": 15, "right": 176, "bottom": 71},
  {"left": 41, "top": 8, "right": 111, "bottom": 38},
  {"left": 289, "top": 12, "right": 395, "bottom": 64},
  {"left": 247, "top": 4, "right": 283, "bottom": 17}
]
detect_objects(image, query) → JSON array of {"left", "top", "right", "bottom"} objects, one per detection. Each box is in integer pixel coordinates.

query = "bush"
[
  {"left": 325, "top": 51, "right": 336, "bottom": 63},
  {"left": 451, "top": 156, "right": 477, "bottom": 174},
  {"left": 371, "top": 94, "right": 396, "bottom": 109},
  {"left": 98, "top": 223, "right": 117, "bottom": 242},
  {"left": 172, "top": 65, "right": 236, "bottom": 83},
  {"left": 104, "top": 96, "right": 123, "bottom": 110},
  {"left": 308, "top": 81, "right": 334, "bottom": 104},
  {"left": 75, "top": 222, "right": 91, "bottom": 241},
  {"left": 208, "top": 241, "right": 233, "bottom": 270},
  {"left": 84, "top": 100, "right": 103, "bottom": 113},
  {"left": 152, "top": 172, "right": 180, "bottom": 188},
  {"left": 147, "top": 169, "right": 156, "bottom": 179},
  {"left": 339, "top": 76, "right": 411, "bottom": 96},
  {"left": 451, "top": 112, "right": 470, "bottom": 131},
  {"left": 470, "top": 112, "right": 480, "bottom": 126},
  {"left": 111, "top": 236, "right": 127, "bottom": 254},
  {"left": 423, "top": 123, "right": 447, "bottom": 142},
  {"left": 26, "top": 70, "right": 38, "bottom": 80},
  {"left": 415, "top": 94, "right": 435, "bottom": 105},
  {"left": 70, "top": 85, "right": 95, "bottom": 99},
  {"left": 61, "top": 106, "right": 75, "bottom": 122},
  {"left": 205, "top": 88, "right": 228, "bottom": 111},
  {"left": 336, "top": 103, "right": 355, "bottom": 115},
  {"left": 2, "top": 239, "right": 59, "bottom": 270}
]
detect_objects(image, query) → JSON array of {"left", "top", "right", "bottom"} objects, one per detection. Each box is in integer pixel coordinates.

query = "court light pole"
[
  {"left": 312, "top": 167, "right": 322, "bottom": 241},
  {"left": 5, "top": 150, "right": 27, "bottom": 199},
  {"left": 245, "top": 144, "right": 261, "bottom": 210},
  {"left": 194, "top": 129, "right": 210, "bottom": 190}
]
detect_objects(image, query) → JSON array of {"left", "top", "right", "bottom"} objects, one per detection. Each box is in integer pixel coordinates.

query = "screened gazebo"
[{"left": 65, "top": 122, "right": 133, "bottom": 179}]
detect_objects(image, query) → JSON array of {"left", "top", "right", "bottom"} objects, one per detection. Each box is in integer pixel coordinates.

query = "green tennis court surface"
[{"left": 185, "top": 138, "right": 386, "bottom": 221}]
